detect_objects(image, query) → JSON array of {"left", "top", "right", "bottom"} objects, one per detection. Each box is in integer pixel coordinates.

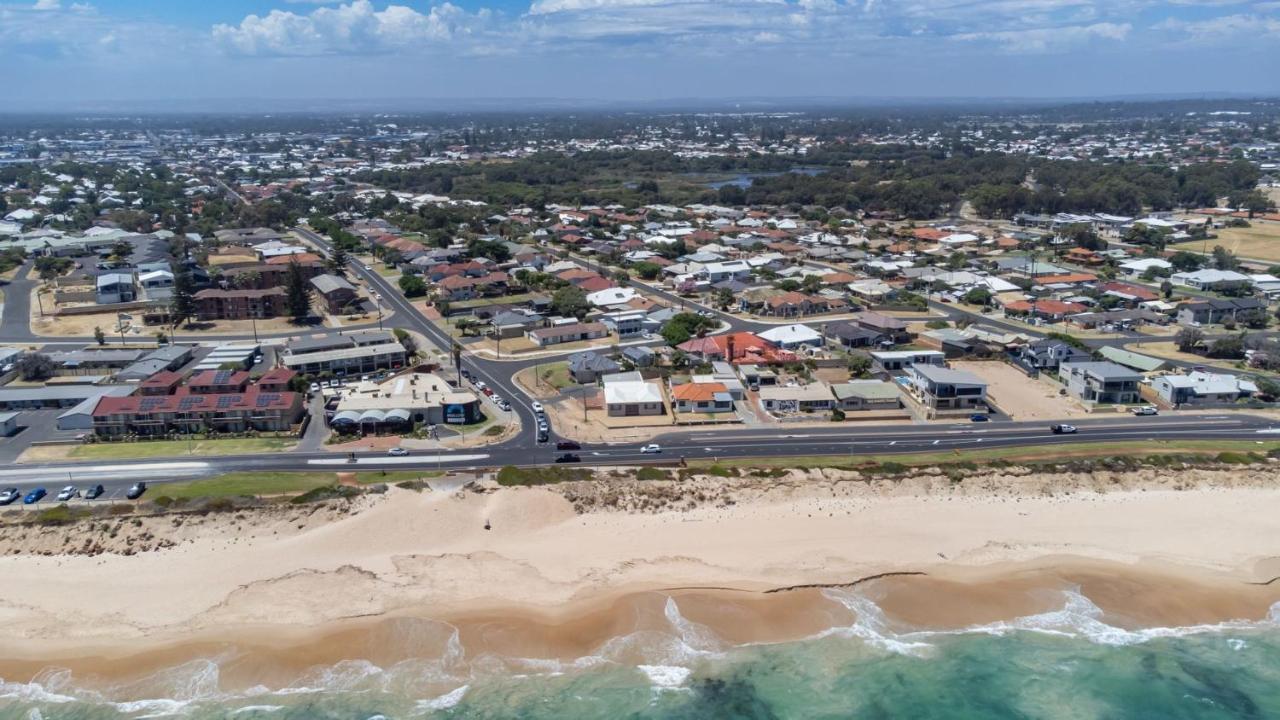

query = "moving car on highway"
[
  {"left": 555, "top": 453, "right": 581, "bottom": 463},
  {"left": 1132, "top": 406, "right": 1158, "bottom": 416},
  {"left": 1050, "top": 424, "right": 1078, "bottom": 434},
  {"left": 387, "top": 447, "right": 409, "bottom": 457},
  {"left": 969, "top": 414, "right": 990, "bottom": 422},
  {"left": 640, "top": 444, "right": 662, "bottom": 454},
  {"left": 556, "top": 440, "right": 581, "bottom": 451}
]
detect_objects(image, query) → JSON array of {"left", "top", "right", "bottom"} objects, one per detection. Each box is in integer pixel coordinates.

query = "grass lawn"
[
  {"left": 1171, "top": 222, "right": 1280, "bottom": 262},
  {"left": 692, "top": 440, "right": 1280, "bottom": 470},
  {"left": 70, "top": 437, "right": 296, "bottom": 460},
  {"left": 155, "top": 469, "right": 444, "bottom": 500},
  {"left": 451, "top": 293, "right": 539, "bottom": 310},
  {"left": 533, "top": 362, "right": 574, "bottom": 390}
]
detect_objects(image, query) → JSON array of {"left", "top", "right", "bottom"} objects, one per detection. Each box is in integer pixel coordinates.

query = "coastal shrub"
[
  {"left": 483, "top": 426, "right": 504, "bottom": 437},
  {"left": 290, "top": 485, "right": 361, "bottom": 504},
  {"left": 152, "top": 496, "right": 174, "bottom": 508},
  {"left": 496, "top": 466, "right": 591, "bottom": 486},
  {"left": 872, "top": 462, "right": 907, "bottom": 476},
  {"left": 1215, "top": 452, "right": 1256, "bottom": 465},
  {"left": 33, "top": 506, "right": 89, "bottom": 526},
  {"left": 635, "top": 467, "right": 668, "bottom": 482}
]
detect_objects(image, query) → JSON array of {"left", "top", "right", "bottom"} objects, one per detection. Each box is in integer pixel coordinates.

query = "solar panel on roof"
[{"left": 217, "top": 396, "right": 236, "bottom": 408}]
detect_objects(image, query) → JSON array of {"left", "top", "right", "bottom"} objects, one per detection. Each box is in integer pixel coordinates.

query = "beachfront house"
[{"left": 1058, "top": 361, "right": 1141, "bottom": 404}]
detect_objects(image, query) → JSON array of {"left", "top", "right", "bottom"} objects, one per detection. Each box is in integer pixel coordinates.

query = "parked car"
[
  {"left": 1132, "top": 406, "right": 1159, "bottom": 416},
  {"left": 969, "top": 414, "right": 990, "bottom": 422},
  {"left": 556, "top": 440, "right": 581, "bottom": 451},
  {"left": 56, "top": 486, "right": 79, "bottom": 502},
  {"left": 309, "top": 382, "right": 321, "bottom": 393},
  {"left": 531, "top": 401, "right": 544, "bottom": 413},
  {"left": 387, "top": 447, "right": 409, "bottom": 457},
  {"left": 23, "top": 487, "right": 46, "bottom": 504},
  {"left": 84, "top": 484, "right": 105, "bottom": 500},
  {"left": 0, "top": 488, "right": 19, "bottom": 506},
  {"left": 555, "top": 453, "right": 581, "bottom": 463},
  {"left": 1050, "top": 424, "right": 1078, "bottom": 434},
  {"left": 125, "top": 482, "right": 147, "bottom": 500},
  {"left": 640, "top": 444, "right": 662, "bottom": 454},
  {"left": 537, "top": 430, "right": 549, "bottom": 443}
]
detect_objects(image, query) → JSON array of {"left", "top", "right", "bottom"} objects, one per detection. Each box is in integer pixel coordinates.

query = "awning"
[
  {"left": 358, "top": 409, "right": 387, "bottom": 423},
  {"left": 383, "top": 408, "right": 412, "bottom": 423},
  {"left": 331, "top": 410, "right": 361, "bottom": 425}
]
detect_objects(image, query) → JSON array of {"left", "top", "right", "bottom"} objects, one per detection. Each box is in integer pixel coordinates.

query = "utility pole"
[{"left": 251, "top": 314, "right": 259, "bottom": 344}]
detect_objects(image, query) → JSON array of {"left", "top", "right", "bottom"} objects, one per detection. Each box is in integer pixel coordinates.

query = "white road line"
[
  {"left": 308, "top": 454, "right": 490, "bottom": 466},
  {"left": 0, "top": 462, "right": 211, "bottom": 481}
]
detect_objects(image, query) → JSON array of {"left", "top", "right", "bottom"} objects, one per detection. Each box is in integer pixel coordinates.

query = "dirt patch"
[{"left": 951, "top": 360, "right": 1087, "bottom": 421}]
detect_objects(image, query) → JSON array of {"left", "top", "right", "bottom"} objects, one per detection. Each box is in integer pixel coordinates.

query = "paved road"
[{"left": 0, "top": 414, "right": 1272, "bottom": 498}]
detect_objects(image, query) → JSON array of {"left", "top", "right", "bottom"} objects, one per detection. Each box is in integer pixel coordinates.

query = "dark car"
[
  {"left": 969, "top": 414, "right": 990, "bottom": 422},
  {"left": 126, "top": 482, "right": 147, "bottom": 500},
  {"left": 84, "top": 484, "right": 105, "bottom": 500},
  {"left": 537, "top": 430, "right": 549, "bottom": 443},
  {"left": 556, "top": 440, "right": 582, "bottom": 451},
  {"left": 0, "top": 488, "right": 19, "bottom": 506},
  {"left": 23, "top": 487, "right": 46, "bottom": 505},
  {"left": 554, "top": 453, "right": 581, "bottom": 463}
]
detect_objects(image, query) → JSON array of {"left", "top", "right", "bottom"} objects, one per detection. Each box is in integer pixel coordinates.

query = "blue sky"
[{"left": 2, "top": 0, "right": 1278, "bottom": 106}]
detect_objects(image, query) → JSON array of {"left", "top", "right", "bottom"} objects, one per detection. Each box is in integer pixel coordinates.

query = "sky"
[{"left": 1, "top": 0, "right": 1278, "bottom": 107}]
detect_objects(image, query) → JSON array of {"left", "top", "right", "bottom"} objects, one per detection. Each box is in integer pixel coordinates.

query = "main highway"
[
  {"left": 0, "top": 413, "right": 1276, "bottom": 497},
  {"left": 1, "top": 227, "right": 1276, "bottom": 497}
]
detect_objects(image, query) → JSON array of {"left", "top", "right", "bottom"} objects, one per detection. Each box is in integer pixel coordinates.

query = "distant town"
[{"left": 0, "top": 98, "right": 1278, "bottom": 498}]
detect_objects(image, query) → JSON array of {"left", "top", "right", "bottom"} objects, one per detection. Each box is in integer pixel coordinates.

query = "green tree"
[
  {"left": 327, "top": 244, "right": 349, "bottom": 276},
  {"left": 963, "top": 287, "right": 992, "bottom": 306},
  {"left": 551, "top": 285, "right": 590, "bottom": 319},
  {"left": 713, "top": 287, "right": 735, "bottom": 310},
  {"left": 1175, "top": 327, "right": 1205, "bottom": 352},
  {"left": 93, "top": 326, "right": 106, "bottom": 345},
  {"left": 16, "top": 353, "right": 55, "bottom": 381},
  {"left": 169, "top": 263, "right": 198, "bottom": 327},
  {"left": 398, "top": 274, "right": 427, "bottom": 297},
  {"left": 632, "top": 261, "right": 661, "bottom": 280},
  {"left": 285, "top": 260, "right": 313, "bottom": 321},
  {"left": 660, "top": 312, "right": 715, "bottom": 347},
  {"left": 847, "top": 354, "right": 872, "bottom": 378}
]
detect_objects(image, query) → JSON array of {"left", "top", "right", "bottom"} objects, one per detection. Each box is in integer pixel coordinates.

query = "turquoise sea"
[{"left": 4, "top": 590, "right": 1280, "bottom": 719}]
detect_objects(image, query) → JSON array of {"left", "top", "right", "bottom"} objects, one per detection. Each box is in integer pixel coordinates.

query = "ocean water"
[{"left": 5, "top": 590, "right": 1280, "bottom": 719}]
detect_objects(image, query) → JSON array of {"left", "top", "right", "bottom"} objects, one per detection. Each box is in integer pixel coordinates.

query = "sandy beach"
[{"left": 1, "top": 464, "right": 1280, "bottom": 689}]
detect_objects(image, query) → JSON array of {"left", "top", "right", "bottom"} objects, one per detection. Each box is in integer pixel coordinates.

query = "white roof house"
[
  {"left": 758, "top": 324, "right": 824, "bottom": 348},
  {"left": 1119, "top": 258, "right": 1172, "bottom": 275},
  {"left": 586, "top": 287, "right": 639, "bottom": 308}
]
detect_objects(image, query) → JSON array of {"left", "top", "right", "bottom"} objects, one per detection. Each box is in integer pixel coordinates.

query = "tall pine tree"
[
  {"left": 327, "top": 244, "right": 348, "bottom": 276},
  {"left": 169, "top": 262, "right": 197, "bottom": 327},
  {"left": 285, "top": 260, "right": 312, "bottom": 321}
]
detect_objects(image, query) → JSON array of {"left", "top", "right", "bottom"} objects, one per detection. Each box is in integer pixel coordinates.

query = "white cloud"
[
  {"left": 951, "top": 20, "right": 1131, "bottom": 52},
  {"left": 212, "top": 0, "right": 483, "bottom": 56},
  {"left": 1154, "top": 12, "right": 1280, "bottom": 41}
]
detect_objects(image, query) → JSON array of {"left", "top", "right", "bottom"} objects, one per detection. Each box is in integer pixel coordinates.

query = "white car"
[
  {"left": 1131, "top": 406, "right": 1159, "bottom": 416},
  {"left": 363, "top": 264, "right": 373, "bottom": 270},
  {"left": 56, "top": 486, "right": 79, "bottom": 502},
  {"left": 531, "top": 401, "right": 544, "bottom": 413},
  {"left": 309, "top": 382, "right": 321, "bottom": 393},
  {"left": 640, "top": 444, "right": 662, "bottom": 454},
  {"left": 387, "top": 447, "right": 409, "bottom": 457}
]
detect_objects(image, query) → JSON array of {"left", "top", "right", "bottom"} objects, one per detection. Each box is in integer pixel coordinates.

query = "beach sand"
[{"left": 1, "top": 464, "right": 1279, "bottom": 690}]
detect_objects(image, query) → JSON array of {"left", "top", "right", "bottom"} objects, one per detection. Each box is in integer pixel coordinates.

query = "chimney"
[{"left": 726, "top": 334, "right": 736, "bottom": 361}]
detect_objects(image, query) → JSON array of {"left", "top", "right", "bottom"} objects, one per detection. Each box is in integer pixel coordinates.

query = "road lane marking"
[{"left": 308, "top": 455, "right": 490, "bottom": 466}]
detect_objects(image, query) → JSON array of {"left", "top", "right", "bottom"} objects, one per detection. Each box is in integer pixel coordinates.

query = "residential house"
[
  {"left": 91, "top": 389, "right": 304, "bottom": 437},
  {"left": 489, "top": 309, "right": 544, "bottom": 339},
  {"left": 671, "top": 382, "right": 735, "bottom": 414},
  {"left": 567, "top": 351, "right": 621, "bottom": 383},
  {"left": 757, "top": 323, "right": 824, "bottom": 349},
  {"left": 852, "top": 312, "right": 912, "bottom": 344},
  {"left": 759, "top": 383, "right": 835, "bottom": 414},
  {"left": 310, "top": 274, "right": 359, "bottom": 314},
  {"left": 907, "top": 364, "right": 989, "bottom": 411},
  {"left": 599, "top": 310, "right": 646, "bottom": 338},
  {"left": 678, "top": 332, "right": 795, "bottom": 365},
  {"left": 1058, "top": 361, "right": 1141, "bottom": 404},
  {"left": 603, "top": 373, "right": 665, "bottom": 416},
  {"left": 527, "top": 322, "right": 608, "bottom": 348},
  {"left": 1177, "top": 298, "right": 1267, "bottom": 326},
  {"left": 1019, "top": 339, "right": 1090, "bottom": 371},
  {"left": 622, "top": 346, "right": 656, "bottom": 368},
  {"left": 1171, "top": 269, "right": 1252, "bottom": 291},
  {"left": 823, "top": 321, "right": 884, "bottom": 349},
  {"left": 870, "top": 350, "right": 946, "bottom": 372},
  {"left": 96, "top": 273, "right": 136, "bottom": 304},
  {"left": 831, "top": 381, "right": 903, "bottom": 411},
  {"left": 1151, "top": 372, "right": 1258, "bottom": 406}
]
